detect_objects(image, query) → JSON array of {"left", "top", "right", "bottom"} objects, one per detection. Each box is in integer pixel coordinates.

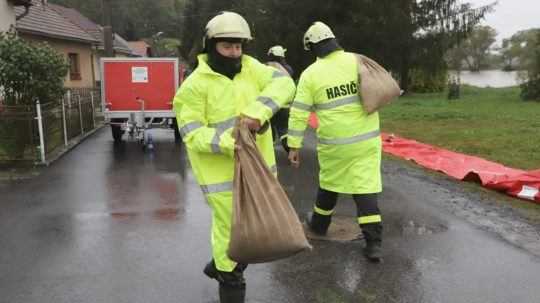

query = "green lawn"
[{"left": 379, "top": 86, "right": 540, "bottom": 170}]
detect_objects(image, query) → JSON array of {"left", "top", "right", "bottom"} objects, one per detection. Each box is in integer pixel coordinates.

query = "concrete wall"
[
  {"left": 20, "top": 34, "right": 95, "bottom": 88},
  {"left": 0, "top": 0, "right": 16, "bottom": 32}
]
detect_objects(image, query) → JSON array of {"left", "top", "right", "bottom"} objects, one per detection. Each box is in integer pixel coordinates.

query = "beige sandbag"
[
  {"left": 228, "top": 124, "right": 311, "bottom": 264},
  {"left": 355, "top": 54, "right": 401, "bottom": 114}
]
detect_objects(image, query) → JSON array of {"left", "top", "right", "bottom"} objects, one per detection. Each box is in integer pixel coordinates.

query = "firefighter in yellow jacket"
[
  {"left": 288, "top": 21, "right": 384, "bottom": 262},
  {"left": 172, "top": 12, "right": 295, "bottom": 303},
  {"left": 266, "top": 45, "right": 294, "bottom": 153}
]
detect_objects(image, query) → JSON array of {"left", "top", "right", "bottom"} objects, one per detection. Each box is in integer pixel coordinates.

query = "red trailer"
[{"left": 100, "top": 58, "right": 181, "bottom": 148}]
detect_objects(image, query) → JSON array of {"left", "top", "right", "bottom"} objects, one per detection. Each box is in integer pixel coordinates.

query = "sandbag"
[
  {"left": 355, "top": 54, "right": 401, "bottom": 114},
  {"left": 228, "top": 124, "right": 311, "bottom": 264}
]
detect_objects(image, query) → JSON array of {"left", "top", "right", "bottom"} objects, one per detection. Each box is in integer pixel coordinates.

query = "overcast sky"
[{"left": 467, "top": 0, "right": 540, "bottom": 44}]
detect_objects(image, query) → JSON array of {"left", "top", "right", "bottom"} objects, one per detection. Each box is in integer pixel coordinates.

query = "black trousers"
[
  {"left": 270, "top": 108, "right": 290, "bottom": 152},
  {"left": 315, "top": 187, "right": 381, "bottom": 222}
]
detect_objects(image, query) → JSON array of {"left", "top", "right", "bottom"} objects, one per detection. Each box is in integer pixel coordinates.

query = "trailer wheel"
[{"left": 111, "top": 124, "right": 124, "bottom": 142}]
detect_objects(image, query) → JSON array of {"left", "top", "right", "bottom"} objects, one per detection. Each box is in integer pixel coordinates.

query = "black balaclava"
[
  {"left": 204, "top": 37, "right": 243, "bottom": 79},
  {"left": 311, "top": 38, "right": 342, "bottom": 58}
]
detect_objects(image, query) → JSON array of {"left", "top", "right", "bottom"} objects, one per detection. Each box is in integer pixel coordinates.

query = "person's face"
[{"left": 215, "top": 41, "right": 243, "bottom": 58}]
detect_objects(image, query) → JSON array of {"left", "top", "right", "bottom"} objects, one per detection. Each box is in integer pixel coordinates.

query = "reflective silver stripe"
[
  {"left": 288, "top": 129, "right": 305, "bottom": 137},
  {"left": 257, "top": 96, "right": 280, "bottom": 114},
  {"left": 314, "top": 95, "right": 359, "bottom": 111},
  {"left": 180, "top": 121, "right": 203, "bottom": 137},
  {"left": 211, "top": 131, "right": 221, "bottom": 154},
  {"left": 201, "top": 181, "right": 233, "bottom": 195},
  {"left": 270, "top": 165, "right": 277, "bottom": 174},
  {"left": 318, "top": 130, "right": 380, "bottom": 145},
  {"left": 291, "top": 101, "right": 312, "bottom": 111},
  {"left": 208, "top": 116, "right": 237, "bottom": 130},
  {"left": 208, "top": 117, "right": 237, "bottom": 154},
  {"left": 272, "top": 70, "right": 286, "bottom": 78}
]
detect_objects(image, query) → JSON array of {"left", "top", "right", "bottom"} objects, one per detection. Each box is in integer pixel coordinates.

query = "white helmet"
[
  {"left": 205, "top": 11, "right": 252, "bottom": 40},
  {"left": 303, "top": 21, "right": 335, "bottom": 50},
  {"left": 267, "top": 45, "right": 287, "bottom": 57}
]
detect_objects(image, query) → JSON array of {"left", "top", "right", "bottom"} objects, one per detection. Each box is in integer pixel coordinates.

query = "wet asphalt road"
[{"left": 1, "top": 127, "right": 540, "bottom": 303}]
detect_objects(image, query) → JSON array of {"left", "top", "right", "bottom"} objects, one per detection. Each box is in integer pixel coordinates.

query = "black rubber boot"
[
  {"left": 219, "top": 284, "right": 246, "bottom": 303},
  {"left": 204, "top": 260, "right": 247, "bottom": 281},
  {"left": 307, "top": 212, "right": 332, "bottom": 235},
  {"left": 361, "top": 223, "right": 383, "bottom": 263},
  {"left": 204, "top": 260, "right": 247, "bottom": 302},
  {"left": 203, "top": 260, "right": 218, "bottom": 280},
  {"left": 364, "top": 241, "right": 382, "bottom": 263}
]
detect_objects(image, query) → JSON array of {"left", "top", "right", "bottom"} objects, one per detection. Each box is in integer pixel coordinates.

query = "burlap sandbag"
[
  {"left": 228, "top": 124, "right": 311, "bottom": 264},
  {"left": 355, "top": 54, "right": 401, "bottom": 114}
]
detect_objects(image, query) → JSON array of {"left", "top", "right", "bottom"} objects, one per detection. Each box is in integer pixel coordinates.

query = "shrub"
[
  {"left": 0, "top": 30, "right": 68, "bottom": 160},
  {"left": 520, "top": 76, "right": 540, "bottom": 101},
  {"left": 0, "top": 29, "right": 68, "bottom": 106},
  {"left": 408, "top": 68, "right": 448, "bottom": 93},
  {"left": 520, "top": 31, "right": 540, "bottom": 101}
]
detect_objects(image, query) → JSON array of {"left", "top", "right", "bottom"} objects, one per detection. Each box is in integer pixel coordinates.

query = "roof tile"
[{"left": 15, "top": 0, "right": 98, "bottom": 43}]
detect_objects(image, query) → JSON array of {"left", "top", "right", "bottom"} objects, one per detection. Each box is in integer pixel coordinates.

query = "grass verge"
[{"left": 380, "top": 85, "right": 540, "bottom": 170}]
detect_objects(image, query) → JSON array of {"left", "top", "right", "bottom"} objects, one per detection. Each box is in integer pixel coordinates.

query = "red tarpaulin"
[
  {"left": 308, "top": 113, "right": 318, "bottom": 129},
  {"left": 381, "top": 133, "right": 540, "bottom": 203}
]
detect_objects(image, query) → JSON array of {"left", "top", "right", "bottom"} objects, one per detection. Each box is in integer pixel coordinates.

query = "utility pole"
[{"left": 102, "top": 0, "right": 114, "bottom": 57}]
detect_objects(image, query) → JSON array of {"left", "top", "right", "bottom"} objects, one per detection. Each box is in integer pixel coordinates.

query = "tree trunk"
[{"left": 400, "top": 56, "right": 410, "bottom": 93}]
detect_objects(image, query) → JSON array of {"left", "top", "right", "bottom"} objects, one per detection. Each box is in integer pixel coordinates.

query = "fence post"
[
  {"left": 66, "top": 90, "right": 71, "bottom": 108},
  {"left": 62, "top": 97, "right": 68, "bottom": 146},
  {"left": 35, "top": 100, "right": 46, "bottom": 164},
  {"left": 90, "top": 91, "right": 96, "bottom": 129},
  {"left": 78, "top": 95, "right": 84, "bottom": 135}
]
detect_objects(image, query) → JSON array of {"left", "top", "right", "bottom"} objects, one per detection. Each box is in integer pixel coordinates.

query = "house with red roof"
[{"left": 14, "top": 0, "right": 135, "bottom": 88}]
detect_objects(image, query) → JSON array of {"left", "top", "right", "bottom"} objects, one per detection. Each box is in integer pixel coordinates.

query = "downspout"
[
  {"left": 15, "top": 4, "right": 31, "bottom": 20},
  {"left": 90, "top": 51, "right": 96, "bottom": 88}
]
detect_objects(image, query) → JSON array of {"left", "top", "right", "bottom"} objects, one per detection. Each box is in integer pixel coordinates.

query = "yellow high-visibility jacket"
[
  {"left": 173, "top": 54, "right": 295, "bottom": 271},
  {"left": 288, "top": 50, "right": 382, "bottom": 194}
]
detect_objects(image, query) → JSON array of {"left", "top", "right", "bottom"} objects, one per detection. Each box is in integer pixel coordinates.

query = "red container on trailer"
[
  {"left": 101, "top": 58, "right": 179, "bottom": 119},
  {"left": 100, "top": 58, "right": 183, "bottom": 145}
]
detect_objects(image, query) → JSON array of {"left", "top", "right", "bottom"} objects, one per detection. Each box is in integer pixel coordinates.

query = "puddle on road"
[
  {"left": 110, "top": 211, "right": 139, "bottom": 219},
  {"left": 152, "top": 207, "right": 180, "bottom": 220},
  {"left": 401, "top": 220, "right": 448, "bottom": 236},
  {"left": 304, "top": 216, "right": 362, "bottom": 242},
  {"left": 110, "top": 207, "right": 181, "bottom": 221}
]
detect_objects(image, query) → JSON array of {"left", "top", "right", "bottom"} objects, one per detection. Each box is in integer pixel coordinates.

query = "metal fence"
[
  {"left": 0, "top": 88, "right": 102, "bottom": 165},
  {"left": 0, "top": 104, "right": 38, "bottom": 163}
]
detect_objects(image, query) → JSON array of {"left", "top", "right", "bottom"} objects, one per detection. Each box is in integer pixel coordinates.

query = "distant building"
[
  {"left": 15, "top": 1, "right": 98, "bottom": 88},
  {"left": 50, "top": 3, "right": 135, "bottom": 85},
  {"left": 127, "top": 40, "right": 153, "bottom": 57},
  {"left": 1, "top": 0, "right": 32, "bottom": 32},
  {"left": 14, "top": 0, "right": 135, "bottom": 89},
  {"left": 0, "top": 0, "right": 16, "bottom": 32}
]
